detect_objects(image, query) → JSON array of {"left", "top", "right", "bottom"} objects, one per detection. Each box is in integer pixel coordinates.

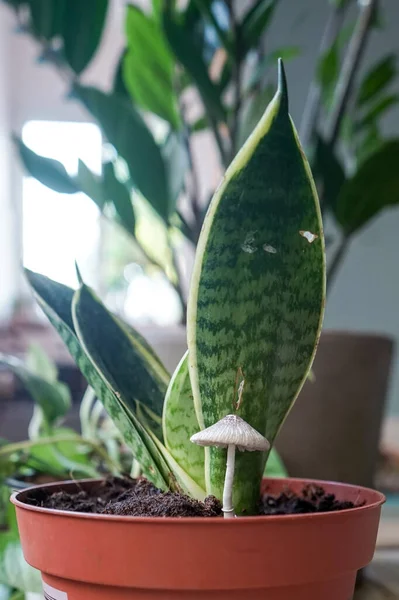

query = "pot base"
[{"left": 44, "top": 572, "right": 356, "bottom": 600}]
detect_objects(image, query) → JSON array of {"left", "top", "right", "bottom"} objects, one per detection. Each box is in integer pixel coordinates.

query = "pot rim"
[{"left": 11, "top": 476, "right": 385, "bottom": 524}]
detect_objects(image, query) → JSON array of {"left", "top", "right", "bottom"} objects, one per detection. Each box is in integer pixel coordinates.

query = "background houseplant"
[{"left": 2, "top": 0, "right": 398, "bottom": 525}]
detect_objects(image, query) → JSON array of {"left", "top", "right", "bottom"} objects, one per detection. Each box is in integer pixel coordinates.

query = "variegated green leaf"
[
  {"left": 25, "top": 270, "right": 170, "bottom": 491},
  {"left": 72, "top": 285, "right": 167, "bottom": 441},
  {"left": 72, "top": 284, "right": 205, "bottom": 499},
  {"left": 163, "top": 351, "right": 205, "bottom": 489},
  {"left": 187, "top": 61, "right": 325, "bottom": 514}
]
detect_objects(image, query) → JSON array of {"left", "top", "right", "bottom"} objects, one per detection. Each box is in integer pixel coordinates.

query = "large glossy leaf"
[
  {"left": 163, "top": 352, "right": 205, "bottom": 489},
  {"left": 123, "top": 5, "right": 180, "bottom": 130},
  {"left": 27, "top": 0, "right": 65, "bottom": 40},
  {"left": 75, "top": 160, "right": 105, "bottom": 210},
  {"left": 313, "top": 135, "right": 346, "bottom": 212},
  {"left": 103, "top": 162, "right": 135, "bottom": 235},
  {"left": 74, "top": 85, "right": 170, "bottom": 222},
  {"left": 0, "top": 354, "right": 71, "bottom": 427},
  {"left": 62, "top": 0, "right": 108, "bottom": 75},
  {"left": 163, "top": 10, "right": 225, "bottom": 123},
  {"left": 356, "top": 94, "right": 399, "bottom": 130},
  {"left": 334, "top": 139, "right": 399, "bottom": 233},
  {"left": 187, "top": 62, "right": 325, "bottom": 514},
  {"left": 356, "top": 54, "right": 397, "bottom": 107},
  {"left": 25, "top": 270, "right": 170, "bottom": 490},
  {"left": 15, "top": 138, "right": 77, "bottom": 194}
]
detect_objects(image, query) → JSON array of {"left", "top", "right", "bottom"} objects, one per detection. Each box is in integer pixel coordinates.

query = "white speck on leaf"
[
  {"left": 241, "top": 232, "right": 258, "bottom": 253},
  {"left": 263, "top": 244, "right": 277, "bottom": 254},
  {"left": 299, "top": 230, "right": 318, "bottom": 243}
]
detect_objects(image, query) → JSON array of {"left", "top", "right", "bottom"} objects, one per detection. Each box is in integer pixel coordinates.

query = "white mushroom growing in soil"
[{"left": 190, "top": 415, "right": 270, "bottom": 518}]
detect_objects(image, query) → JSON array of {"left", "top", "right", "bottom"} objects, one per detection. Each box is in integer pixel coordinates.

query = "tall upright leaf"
[
  {"left": 72, "top": 284, "right": 205, "bottom": 498},
  {"left": 123, "top": 5, "right": 181, "bottom": 129},
  {"left": 187, "top": 61, "right": 325, "bottom": 514},
  {"left": 163, "top": 352, "right": 205, "bottom": 489},
  {"left": 24, "top": 270, "right": 170, "bottom": 490},
  {"left": 74, "top": 85, "right": 170, "bottom": 222},
  {"left": 72, "top": 284, "right": 167, "bottom": 441},
  {"left": 62, "top": 0, "right": 108, "bottom": 75}
]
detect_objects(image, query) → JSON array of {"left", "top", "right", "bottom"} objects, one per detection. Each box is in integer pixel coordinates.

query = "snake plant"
[{"left": 25, "top": 61, "right": 325, "bottom": 515}]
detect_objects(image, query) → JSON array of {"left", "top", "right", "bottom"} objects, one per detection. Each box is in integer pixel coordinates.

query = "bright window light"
[{"left": 22, "top": 121, "right": 102, "bottom": 287}]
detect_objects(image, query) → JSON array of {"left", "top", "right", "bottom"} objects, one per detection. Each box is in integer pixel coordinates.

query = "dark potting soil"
[{"left": 25, "top": 476, "right": 357, "bottom": 517}]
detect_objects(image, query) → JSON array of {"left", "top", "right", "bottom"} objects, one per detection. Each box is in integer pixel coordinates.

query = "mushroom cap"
[{"left": 190, "top": 414, "right": 270, "bottom": 452}]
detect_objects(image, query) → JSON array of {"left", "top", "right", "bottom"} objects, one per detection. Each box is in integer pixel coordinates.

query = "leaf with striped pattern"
[
  {"left": 72, "top": 284, "right": 205, "bottom": 499},
  {"left": 25, "top": 270, "right": 170, "bottom": 491},
  {"left": 163, "top": 351, "right": 205, "bottom": 490},
  {"left": 72, "top": 285, "right": 167, "bottom": 441},
  {"left": 187, "top": 61, "right": 325, "bottom": 514}
]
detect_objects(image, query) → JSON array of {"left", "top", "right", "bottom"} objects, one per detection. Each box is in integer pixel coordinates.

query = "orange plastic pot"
[{"left": 12, "top": 477, "right": 384, "bottom": 600}]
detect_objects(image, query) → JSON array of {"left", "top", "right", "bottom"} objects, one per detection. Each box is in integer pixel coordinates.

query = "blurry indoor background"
[{"left": 1, "top": 0, "right": 399, "bottom": 597}]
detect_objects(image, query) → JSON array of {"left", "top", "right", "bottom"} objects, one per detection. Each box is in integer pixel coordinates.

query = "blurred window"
[{"left": 22, "top": 120, "right": 102, "bottom": 287}]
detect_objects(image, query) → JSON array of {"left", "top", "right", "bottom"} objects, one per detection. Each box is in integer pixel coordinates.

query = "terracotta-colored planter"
[{"left": 12, "top": 477, "right": 384, "bottom": 600}]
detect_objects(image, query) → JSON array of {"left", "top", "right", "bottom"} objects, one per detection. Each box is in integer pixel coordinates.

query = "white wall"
[{"left": 1, "top": 0, "right": 399, "bottom": 415}]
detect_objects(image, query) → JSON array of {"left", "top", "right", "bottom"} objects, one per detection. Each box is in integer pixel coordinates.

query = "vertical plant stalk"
[
  {"left": 326, "top": 235, "right": 351, "bottom": 292},
  {"left": 326, "top": 0, "right": 378, "bottom": 147},
  {"left": 299, "top": 4, "right": 349, "bottom": 147}
]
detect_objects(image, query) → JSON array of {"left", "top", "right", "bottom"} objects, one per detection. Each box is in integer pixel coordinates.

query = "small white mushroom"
[{"left": 190, "top": 415, "right": 270, "bottom": 518}]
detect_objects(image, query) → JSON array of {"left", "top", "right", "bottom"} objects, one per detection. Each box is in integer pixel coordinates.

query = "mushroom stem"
[{"left": 222, "top": 444, "right": 236, "bottom": 518}]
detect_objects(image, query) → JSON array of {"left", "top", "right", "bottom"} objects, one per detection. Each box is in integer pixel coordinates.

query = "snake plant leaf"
[
  {"left": 73, "top": 285, "right": 205, "bottom": 498},
  {"left": 24, "top": 270, "right": 170, "bottom": 491},
  {"left": 163, "top": 352, "right": 205, "bottom": 489},
  {"left": 15, "top": 137, "right": 78, "bottom": 194},
  {"left": 62, "top": 0, "right": 108, "bottom": 75},
  {"left": 187, "top": 61, "right": 325, "bottom": 514},
  {"left": 72, "top": 284, "right": 167, "bottom": 441},
  {"left": 123, "top": 5, "right": 181, "bottom": 130}
]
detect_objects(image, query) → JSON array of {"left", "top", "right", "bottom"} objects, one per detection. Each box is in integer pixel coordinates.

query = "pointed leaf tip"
[
  {"left": 75, "top": 261, "right": 83, "bottom": 285},
  {"left": 277, "top": 58, "right": 289, "bottom": 114}
]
